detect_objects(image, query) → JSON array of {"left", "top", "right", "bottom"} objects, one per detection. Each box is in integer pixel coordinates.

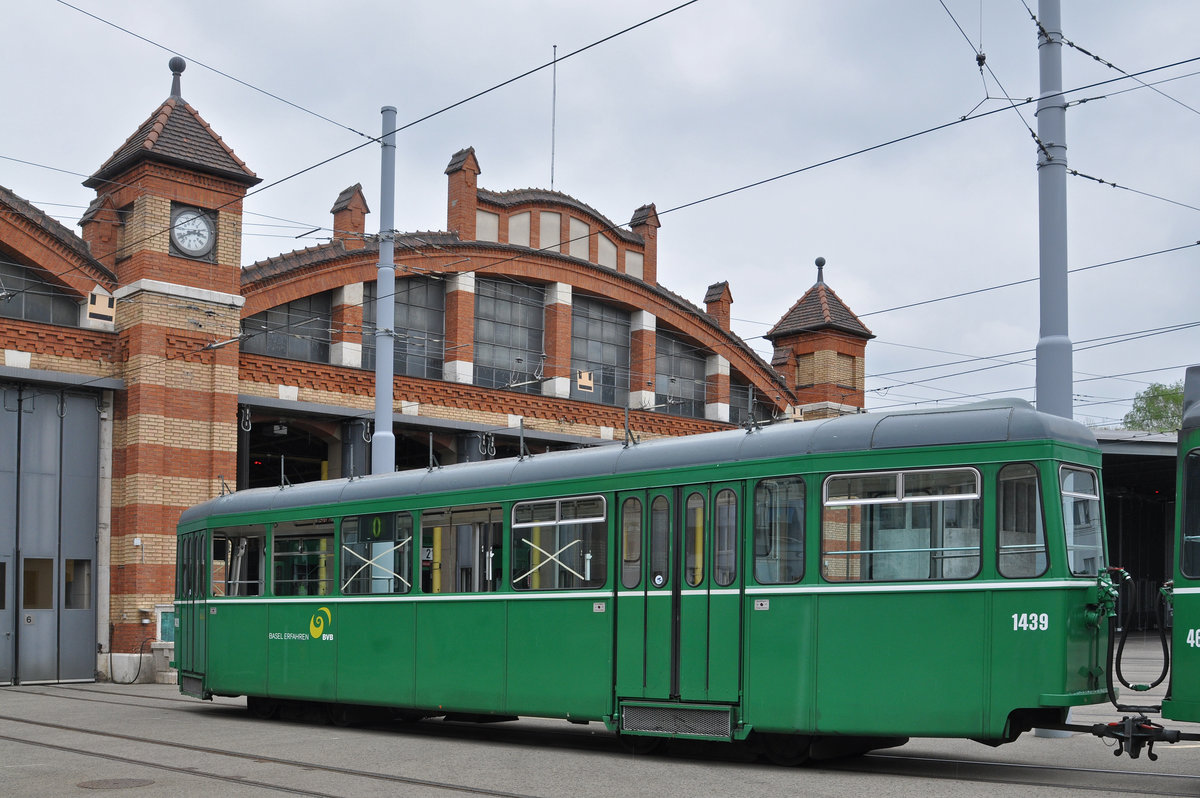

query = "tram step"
[{"left": 619, "top": 702, "right": 733, "bottom": 739}]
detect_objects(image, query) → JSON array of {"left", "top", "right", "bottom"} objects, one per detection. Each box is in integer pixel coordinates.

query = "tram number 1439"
[{"left": 1012, "top": 613, "right": 1050, "bottom": 631}]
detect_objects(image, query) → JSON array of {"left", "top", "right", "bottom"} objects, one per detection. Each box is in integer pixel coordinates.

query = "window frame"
[
  {"left": 996, "top": 462, "right": 1049, "bottom": 578},
  {"left": 753, "top": 476, "right": 806, "bottom": 585},
  {"left": 511, "top": 495, "right": 607, "bottom": 591},
  {"left": 1059, "top": 464, "right": 1106, "bottom": 577},
  {"left": 820, "top": 467, "right": 982, "bottom": 583}
]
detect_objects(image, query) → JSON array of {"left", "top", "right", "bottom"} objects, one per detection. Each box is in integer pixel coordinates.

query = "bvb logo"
[{"left": 309, "top": 607, "right": 332, "bottom": 641}]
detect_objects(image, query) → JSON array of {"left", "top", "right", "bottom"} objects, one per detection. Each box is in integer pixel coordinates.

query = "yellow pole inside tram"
[{"left": 432, "top": 526, "right": 442, "bottom": 593}]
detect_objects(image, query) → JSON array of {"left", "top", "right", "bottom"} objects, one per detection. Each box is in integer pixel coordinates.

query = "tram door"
[
  {"left": 176, "top": 533, "right": 206, "bottom": 677},
  {"left": 616, "top": 483, "right": 743, "bottom": 703}
]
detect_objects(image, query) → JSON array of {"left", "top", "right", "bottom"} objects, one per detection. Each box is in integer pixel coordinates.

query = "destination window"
[
  {"left": 821, "top": 468, "right": 981, "bottom": 582},
  {"left": 272, "top": 519, "right": 334, "bottom": 597},
  {"left": 341, "top": 513, "right": 413, "bottom": 595},
  {"left": 512, "top": 496, "right": 607, "bottom": 590}
]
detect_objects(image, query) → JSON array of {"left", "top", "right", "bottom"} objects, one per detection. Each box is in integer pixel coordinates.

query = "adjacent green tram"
[
  {"left": 175, "top": 399, "right": 1113, "bottom": 756},
  {"left": 1163, "top": 366, "right": 1200, "bottom": 723}
]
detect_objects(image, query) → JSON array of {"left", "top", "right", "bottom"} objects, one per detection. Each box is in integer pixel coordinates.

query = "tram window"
[
  {"left": 821, "top": 468, "right": 981, "bottom": 582},
  {"left": 273, "top": 519, "right": 335, "bottom": 596},
  {"left": 423, "top": 505, "right": 503, "bottom": 593},
  {"left": 64, "top": 560, "right": 91, "bottom": 609},
  {"left": 621, "top": 497, "right": 642, "bottom": 589},
  {"left": 685, "top": 493, "right": 705, "bottom": 587},
  {"left": 1183, "top": 452, "right": 1200, "bottom": 578},
  {"left": 650, "top": 496, "right": 670, "bottom": 589},
  {"left": 1060, "top": 466, "right": 1106, "bottom": 576},
  {"left": 754, "top": 477, "right": 805, "bottom": 584},
  {"left": 512, "top": 496, "right": 606, "bottom": 590},
  {"left": 212, "top": 525, "right": 265, "bottom": 596},
  {"left": 341, "top": 513, "right": 413, "bottom": 595},
  {"left": 0, "top": 562, "right": 5, "bottom": 609},
  {"left": 176, "top": 537, "right": 189, "bottom": 599},
  {"left": 998, "top": 464, "right": 1047, "bottom": 578},
  {"left": 714, "top": 489, "right": 738, "bottom": 587}
]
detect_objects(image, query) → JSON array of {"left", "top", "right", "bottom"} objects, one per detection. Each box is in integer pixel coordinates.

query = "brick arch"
[
  {"left": 238, "top": 240, "right": 791, "bottom": 410},
  {"left": 0, "top": 208, "right": 116, "bottom": 298}
]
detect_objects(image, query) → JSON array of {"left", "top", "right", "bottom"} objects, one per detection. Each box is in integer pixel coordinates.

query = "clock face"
[{"left": 170, "top": 207, "right": 215, "bottom": 258}]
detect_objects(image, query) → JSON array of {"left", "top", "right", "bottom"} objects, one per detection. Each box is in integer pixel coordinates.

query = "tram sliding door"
[
  {"left": 175, "top": 533, "right": 206, "bottom": 687},
  {"left": 615, "top": 483, "right": 743, "bottom": 703}
]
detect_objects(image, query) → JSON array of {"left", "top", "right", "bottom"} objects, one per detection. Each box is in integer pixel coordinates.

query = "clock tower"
[{"left": 80, "top": 58, "right": 260, "bottom": 658}]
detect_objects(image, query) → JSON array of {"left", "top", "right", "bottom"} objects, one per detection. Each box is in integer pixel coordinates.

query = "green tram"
[
  {"left": 1163, "top": 365, "right": 1200, "bottom": 724},
  {"left": 175, "top": 399, "right": 1114, "bottom": 758}
]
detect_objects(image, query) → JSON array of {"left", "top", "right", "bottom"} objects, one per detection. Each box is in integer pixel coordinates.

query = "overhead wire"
[{"left": 6, "top": 21, "right": 1198, "bottom": 407}]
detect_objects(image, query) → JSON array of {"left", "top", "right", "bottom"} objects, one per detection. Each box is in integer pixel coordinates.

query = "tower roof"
[
  {"left": 766, "top": 278, "right": 873, "bottom": 341},
  {"left": 85, "top": 60, "right": 259, "bottom": 189}
]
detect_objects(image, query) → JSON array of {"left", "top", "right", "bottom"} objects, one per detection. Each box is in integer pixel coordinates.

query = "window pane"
[
  {"left": 654, "top": 330, "right": 706, "bottom": 418},
  {"left": 822, "top": 469, "right": 981, "bottom": 582},
  {"left": 754, "top": 477, "right": 805, "bottom": 584},
  {"left": 64, "top": 560, "right": 91, "bottom": 609},
  {"left": 650, "top": 496, "right": 670, "bottom": 588},
  {"left": 241, "top": 292, "right": 333, "bottom": 364},
  {"left": 23, "top": 558, "right": 53, "bottom": 609},
  {"left": 423, "top": 506, "right": 502, "bottom": 593},
  {"left": 904, "top": 469, "right": 978, "bottom": 499},
  {"left": 685, "top": 493, "right": 704, "bottom": 586},
  {"left": 622, "top": 497, "right": 642, "bottom": 589},
  {"left": 571, "top": 297, "right": 630, "bottom": 405},
  {"left": 1061, "top": 466, "right": 1105, "bottom": 576},
  {"left": 998, "top": 464, "right": 1047, "bottom": 578},
  {"left": 474, "top": 279, "right": 544, "bottom": 392},
  {"left": 1183, "top": 451, "right": 1200, "bottom": 578},
  {"left": 826, "top": 473, "right": 897, "bottom": 503},
  {"left": 341, "top": 513, "right": 413, "bottom": 594},
  {"left": 212, "top": 525, "right": 266, "bottom": 596},
  {"left": 511, "top": 497, "right": 605, "bottom": 591},
  {"left": 273, "top": 519, "right": 335, "bottom": 596},
  {"left": 714, "top": 489, "right": 738, "bottom": 587}
]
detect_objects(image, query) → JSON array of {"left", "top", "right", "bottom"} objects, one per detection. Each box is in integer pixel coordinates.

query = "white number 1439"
[{"left": 1012, "top": 612, "right": 1049, "bottom": 631}]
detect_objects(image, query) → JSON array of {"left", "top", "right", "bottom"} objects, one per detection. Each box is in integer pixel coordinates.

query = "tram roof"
[
  {"left": 179, "top": 398, "right": 1096, "bottom": 524},
  {"left": 1184, "top": 365, "right": 1200, "bottom": 432}
]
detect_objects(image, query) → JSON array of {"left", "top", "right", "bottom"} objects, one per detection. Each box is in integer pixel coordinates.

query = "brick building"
[{"left": 0, "top": 60, "right": 871, "bottom": 683}]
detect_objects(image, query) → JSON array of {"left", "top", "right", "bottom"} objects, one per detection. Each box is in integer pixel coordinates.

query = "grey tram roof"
[
  {"left": 179, "top": 399, "right": 1097, "bottom": 525},
  {"left": 1184, "top": 365, "right": 1200, "bottom": 433}
]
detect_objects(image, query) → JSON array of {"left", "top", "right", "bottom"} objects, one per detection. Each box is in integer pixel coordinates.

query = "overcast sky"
[{"left": 4, "top": 1, "right": 1197, "bottom": 426}]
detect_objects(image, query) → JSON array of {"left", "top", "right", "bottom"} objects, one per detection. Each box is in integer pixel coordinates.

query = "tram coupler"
[{"left": 1089, "top": 715, "right": 1180, "bottom": 760}]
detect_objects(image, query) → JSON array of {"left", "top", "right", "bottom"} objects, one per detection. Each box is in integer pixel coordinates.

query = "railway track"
[{"left": 3, "top": 685, "right": 1198, "bottom": 797}]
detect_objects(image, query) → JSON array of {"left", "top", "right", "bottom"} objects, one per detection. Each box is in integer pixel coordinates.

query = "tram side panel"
[
  {"left": 1163, "top": 395, "right": 1200, "bottom": 723},
  {"left": 205, "top": 602, "right": 269, "bottom": 698},
  {"left": 505, "top": 596, "right": 613, "bottom": 718},
  {"left": 335, "top": 601, "right": 417, "bottom": 708},
  {"left": 743, "top": 593, "right": 818, "bottom": 734},
  {"left": 988, "top": 585, "right": 1106, "bottom": 732}
]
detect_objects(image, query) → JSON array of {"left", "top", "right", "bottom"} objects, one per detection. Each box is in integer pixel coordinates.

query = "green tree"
[{"left": 1122, "top": 380, "right": 1184, "bottom": 432}]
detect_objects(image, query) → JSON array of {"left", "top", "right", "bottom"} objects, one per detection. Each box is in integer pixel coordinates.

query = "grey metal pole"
[
  {"left": 1035, "top": 0, "right": 1073, "bottom": 418},
  {"left": 371, "top": 106, "right": 397, "bottom": 473}
]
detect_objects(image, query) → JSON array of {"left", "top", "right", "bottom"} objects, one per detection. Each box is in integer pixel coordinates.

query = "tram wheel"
[
  {"left": 756, "top": 733, "right": 812, "bottom": 766},
  {"left": 618, "top": 733, "right": 665, "bottom": 755},
  {"left": 246, "top": 696, "right": 279, "bottom": 720}
]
